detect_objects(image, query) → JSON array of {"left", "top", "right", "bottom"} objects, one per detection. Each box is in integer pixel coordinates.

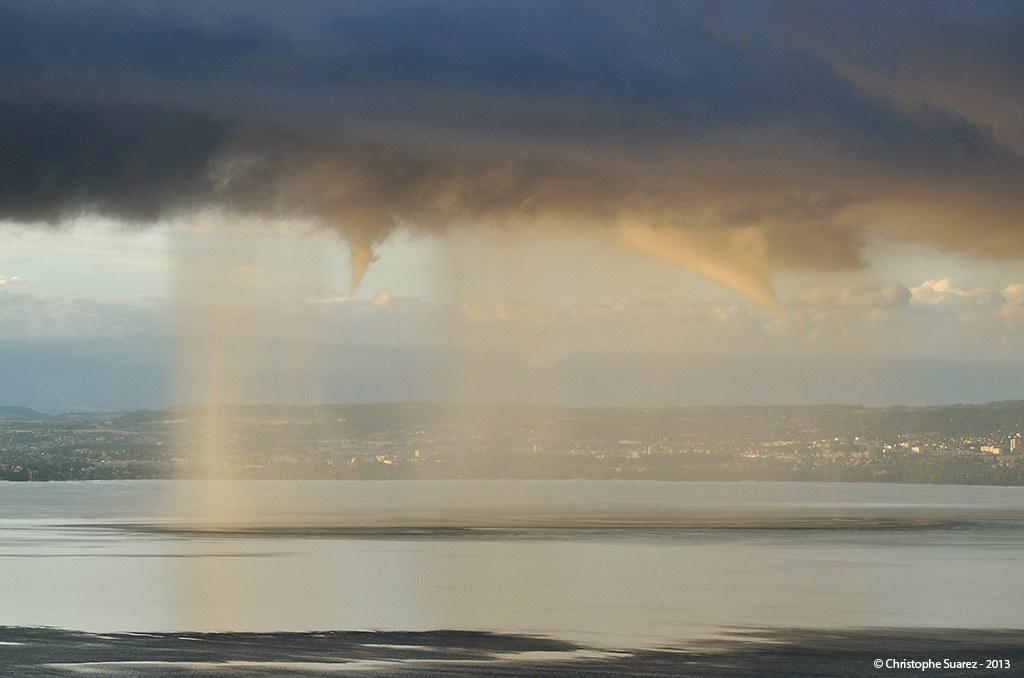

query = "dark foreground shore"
[{"left": 2, "top": 627, "right": 1022, "bottom": 677}]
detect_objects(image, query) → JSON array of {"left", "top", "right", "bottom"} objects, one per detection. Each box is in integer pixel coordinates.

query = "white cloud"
[
  {"left": 797, "top": 281, "right": 911, "bottom": 310},
  {"left": 8, "top": 267, "right": 1024, "bottom": 367},
  {"left": 429, "top": 279, "right": 1024, "bottom": 365},
  {"left": 1001, "top": 283, "right": 1024, "bottom": 305},
  {"left": 0, "top": 276, "right": 168, "bottom": 341},
  {"left": 6, "top": 267, "right": 1024, "bottom": 411},
  {"left": 909, "top": 279, "right": 1004, "bottom": 307}
]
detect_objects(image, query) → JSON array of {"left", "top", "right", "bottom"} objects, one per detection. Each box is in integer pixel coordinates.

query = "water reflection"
[{"left": 1, "top": 480, "right": 1023, "bottom": 647}]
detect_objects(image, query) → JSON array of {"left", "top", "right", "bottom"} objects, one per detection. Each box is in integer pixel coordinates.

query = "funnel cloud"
[{"left": 1, "top": 1, "right": 1022, "bottom": 305}]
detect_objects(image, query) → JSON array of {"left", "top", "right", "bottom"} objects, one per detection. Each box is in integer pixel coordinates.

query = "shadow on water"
[
  {"left": 1, "top": 626, "right": 1022, "bottom": 677},
  {"left": 101, "top": 504, "right": 1024, "bottom": 540}
]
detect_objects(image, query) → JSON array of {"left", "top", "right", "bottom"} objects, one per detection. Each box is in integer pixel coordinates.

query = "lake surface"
[{"left": 1, "top": 480, "right": 1023, "bottom": 649}]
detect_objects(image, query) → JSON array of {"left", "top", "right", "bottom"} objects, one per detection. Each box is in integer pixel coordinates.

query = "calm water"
[{"left": 1, "top": 480, "right": 1023, "bottom": 648}]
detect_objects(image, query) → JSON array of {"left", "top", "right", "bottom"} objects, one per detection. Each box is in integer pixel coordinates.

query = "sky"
[{"left": 1, "top": 0, "right": 1023, "bottom": 412}]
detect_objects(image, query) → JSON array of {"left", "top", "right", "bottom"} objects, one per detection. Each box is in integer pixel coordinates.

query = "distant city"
[{"left": 2, "top": 402, "right": 1023, "bottom": 485}]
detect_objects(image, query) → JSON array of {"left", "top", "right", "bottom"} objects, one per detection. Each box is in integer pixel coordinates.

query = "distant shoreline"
[{"left": 4, "top": 401, "right": 1024, "bottom": 485}]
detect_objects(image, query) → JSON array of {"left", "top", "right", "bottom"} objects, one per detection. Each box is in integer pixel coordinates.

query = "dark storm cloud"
[
  {"left": 0, "top": 98, "right": 231, "bottom": 223},
  {"left": 749, "top": 0, "right": 1024, "bottom": 149},
  {"left": 1, "top": 0, "right": 1022, "bottom": 302}
]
